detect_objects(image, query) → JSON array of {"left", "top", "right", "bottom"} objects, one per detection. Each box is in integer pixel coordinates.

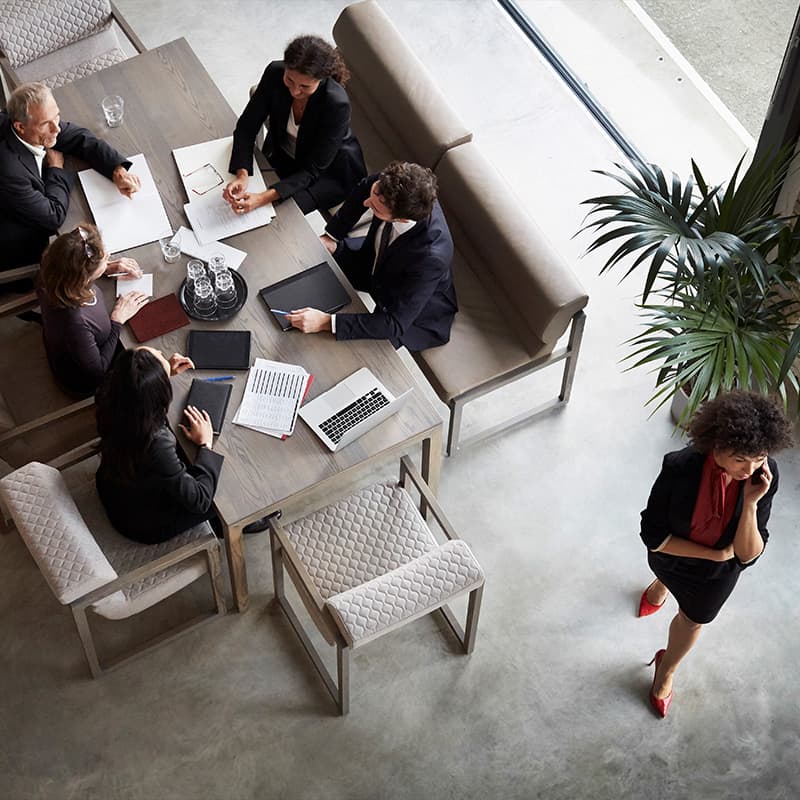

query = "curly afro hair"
[{"left": 688, "top": 391, "right": 794, "bottom": 456}]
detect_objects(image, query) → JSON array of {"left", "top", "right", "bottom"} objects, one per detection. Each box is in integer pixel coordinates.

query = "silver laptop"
[{"left": 300, "top": 367, "right": 412, "bottom": 451}]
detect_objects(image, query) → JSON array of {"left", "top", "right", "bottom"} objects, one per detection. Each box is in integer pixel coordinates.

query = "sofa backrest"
[
  {"left": 333, "top": 0, "right": 472, "bottom": 171},
  {"left": 435, "top": 142, "right": 588, "bottom": 349}
]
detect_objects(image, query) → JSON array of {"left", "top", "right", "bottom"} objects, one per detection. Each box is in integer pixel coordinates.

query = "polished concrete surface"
[{"left": 1, "top": 2, "right": 799, "bottom": 799}]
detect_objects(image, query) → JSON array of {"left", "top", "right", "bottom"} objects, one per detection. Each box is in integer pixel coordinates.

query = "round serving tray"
[{"left": 178, "top": 269, "right": 248, "bottom": 322}]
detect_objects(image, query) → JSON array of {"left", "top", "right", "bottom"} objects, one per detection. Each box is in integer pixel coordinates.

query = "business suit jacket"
[
  {"left": 0, "top": 112, "right": 130, "bottom": 269},
  {"left": 96, "top": 428, "right": 224, "bottom": 544},
  {"left": 640, "top": 446, "right": 778, "bottom": 566},
  {"left": 229, "top": 61, "right": 365, "bottom": 203},
  {"left": 326, "top": 175, "right": 458, "bottom": 351}
]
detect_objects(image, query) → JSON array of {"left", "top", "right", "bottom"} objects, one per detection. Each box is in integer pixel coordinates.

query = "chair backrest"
[
  {"left": 0, "top": 0, "right": 111, "bottom": 68},
  {"left": 0, "top": 461, "right": 117, "bottom": 604}
]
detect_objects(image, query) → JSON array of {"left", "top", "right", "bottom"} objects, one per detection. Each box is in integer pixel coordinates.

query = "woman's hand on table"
[
  {"left": 227, "top": 188, "right": 278, "bottom": 214},
  {"left": 286, "top": 307, "right": 332, "bottom": 334},
  {"left": 179, "top": 405, "right": 214, "bottom": 447},
  {"left": 110, "top": 291, "right": 149, "bottom": 323},
  {"left": 106, "top": 257, "right": 142, "bottom": 279},
  {"left": 168, "top": 353, "right": 195, "bottom": 376},
  {"left": 223, "top": 171, "right": 249, "bottom": 203}
]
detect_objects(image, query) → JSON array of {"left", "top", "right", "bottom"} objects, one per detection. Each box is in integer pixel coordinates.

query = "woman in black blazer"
[
  {"left": 95, "top": 347, "right": 223, "bottom": 544},
  {"left": 225, "top": 35, "right": 366, "bottom": 214},
  {"left": 638, "top": 391, "right": 792, "bottom": 717}
]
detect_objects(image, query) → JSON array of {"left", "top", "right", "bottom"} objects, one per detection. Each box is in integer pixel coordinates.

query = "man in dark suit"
[
  {"left": 0, "top": 82, "right": 140, "bottom": 271},
  {"left": 286, "top": 161, "right": 458, "bottom": 351}
]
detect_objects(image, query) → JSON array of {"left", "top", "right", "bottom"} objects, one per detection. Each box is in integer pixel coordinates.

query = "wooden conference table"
[{"left": 56, "top": 39, "right": 443, "bottom": 611}]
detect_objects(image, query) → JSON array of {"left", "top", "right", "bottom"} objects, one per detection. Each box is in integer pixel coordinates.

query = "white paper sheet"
[
  {"left": 174, "top": 226, "right": 246, "bottom": 270},
  {"left": 116, "top": 273, "right": 153, "bottom": 297},
  {"left": 173, "top": 136, "right": 276, "bottom": 244},
  {"left": 78, "top": 153, "right": 173, "bottom": 253},
  {"left": 232, "top": 359, "right": 310, "bottom": 436}
]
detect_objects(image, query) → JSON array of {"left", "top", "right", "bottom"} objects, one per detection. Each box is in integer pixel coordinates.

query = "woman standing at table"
[
  {"left": 96, "top": 346, "right": 224, "bottom": 544},
  {"left": 224, "top": 34, "right": 366, "bottom": 215},
  {"left": 638, "top": 391, "right": 792, "bottom": 718},
  {"left": 37, "top": 224, "right": 148, "bottom": 396}
]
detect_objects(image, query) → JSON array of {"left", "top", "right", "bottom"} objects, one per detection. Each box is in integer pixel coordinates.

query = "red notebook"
[{"left": 128, "top": 294, "right": 190, "bottom": 343}]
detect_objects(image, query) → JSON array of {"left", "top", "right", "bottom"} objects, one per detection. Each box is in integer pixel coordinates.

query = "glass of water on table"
[{"left": 159, "top": 231, "right": 182, "bottom": 263}]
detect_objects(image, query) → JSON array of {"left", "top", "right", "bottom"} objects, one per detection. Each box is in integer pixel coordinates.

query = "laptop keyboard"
[{"left": 319, "top": 388, "right": 390, "bottom": 444}]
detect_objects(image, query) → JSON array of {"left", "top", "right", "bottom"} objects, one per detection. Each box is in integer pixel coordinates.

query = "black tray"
[{"left": 178, "top": 269, "right": 248, "bottom": 322}]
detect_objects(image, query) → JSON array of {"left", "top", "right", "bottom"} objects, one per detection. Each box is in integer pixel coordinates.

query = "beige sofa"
[{"left": 334, "top": 1, "right": 589, "bottom": 455}]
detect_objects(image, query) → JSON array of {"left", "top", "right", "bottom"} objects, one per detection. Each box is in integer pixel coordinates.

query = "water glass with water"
[
  {"left": 193, "top": 277, "right": 217, "bottom": 317},
  {"left": 208, "top": 254, "right": 229, "bottom": 279},
  {"left": 101, "top": 95, "right": 124, "bottom": 127},
  {"left": 159, "top": 232, "right": 182, "bottom": 263},
  {"left": 186, "top": 260, "right": 206, "bottom": 301},
  {"left": 214, "top": 270, "right": 238, "bottom": 309}
]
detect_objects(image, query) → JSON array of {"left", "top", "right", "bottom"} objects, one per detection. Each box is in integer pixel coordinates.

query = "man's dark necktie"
[{"left": 374, "top": 221, "right": 393, "bottom": 271}]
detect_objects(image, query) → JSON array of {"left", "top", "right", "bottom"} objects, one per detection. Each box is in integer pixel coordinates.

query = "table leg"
[
  {"left": 223, "top": 521, "right": 249, "bottom": 612},
  {"left": 420, "top": 427, "right": 443, "bottom": 517}
]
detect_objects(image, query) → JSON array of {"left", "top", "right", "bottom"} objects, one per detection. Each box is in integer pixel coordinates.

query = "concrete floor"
[{"left": 1, "top": 2, "right": 799, "bottom": 799}]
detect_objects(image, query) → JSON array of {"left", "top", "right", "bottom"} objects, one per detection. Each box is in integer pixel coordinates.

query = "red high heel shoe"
[
  {"left": 638, "top": 581, "right": 666, "bottom": 617},
  {"left": 647, "top": 649, "right": 673, "bottom": 718}
]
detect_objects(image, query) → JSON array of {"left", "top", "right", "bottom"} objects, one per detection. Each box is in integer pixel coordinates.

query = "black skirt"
[{"left": 648, "top": 550, "right": 742, "bottom": 624}]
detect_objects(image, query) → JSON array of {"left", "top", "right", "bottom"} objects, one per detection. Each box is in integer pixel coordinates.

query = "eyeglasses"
[
  {"left": 76, "top": 226, "right": 93, "bottom": 259},
  {"left": 181, "top": 162, "right": 224, "bottom": 195}
]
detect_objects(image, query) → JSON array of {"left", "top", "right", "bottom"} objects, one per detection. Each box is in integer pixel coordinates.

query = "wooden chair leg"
[
  {"left": 446, "top": 398, "right": 463, "bottom": 457},
  {"left": 559, "top": 310, "right": 586, "bottom": 403},
  {"left": 206, "top": 544, "right": 227, "bottom": 616},
  {"left": 71, "top": 603, "right": 102, "bottom": 678}
]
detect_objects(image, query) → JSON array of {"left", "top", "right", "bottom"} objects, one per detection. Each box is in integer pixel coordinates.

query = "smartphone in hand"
[{"left": 751, "top": 466, "right": 764, "bottom": 485}]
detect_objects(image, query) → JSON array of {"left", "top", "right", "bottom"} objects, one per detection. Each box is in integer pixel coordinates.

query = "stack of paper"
[
  {"left": 232, "top": 358, "right": 312, "bottom": 439},
  {"left": 79, "top": 153, "right": 172, "bottom": 253},
  {"left": 173, "top": 136, "right": 276, "bottom": 245}
]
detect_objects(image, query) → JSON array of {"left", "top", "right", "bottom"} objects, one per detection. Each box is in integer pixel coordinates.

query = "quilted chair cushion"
[
  {"left": 67, "top": 480, "right": 214, "bottom": 621},
  {"left": 283, "top": 483, "right": 438, "bottom": 599},
  {"left": 36, "top": 46, "right": 125, "bottom": 88},
  {"left": 0, "top": 0, "right": 111, "bottom": 67},
  {"left": 0, "top": 462, "right": 116, "bottom": 605},
  {"left": 325, "top": 539, "right": 485, "bottom": 649}
]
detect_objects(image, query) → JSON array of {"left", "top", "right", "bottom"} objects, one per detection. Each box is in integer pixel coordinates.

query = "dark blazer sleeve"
[
  {"left": 0, "top": 160, "right": 73, "bottom": 233},
  {"left": 149, "top": 430, "right": 224, "bottom": 516},
  {"left": 325, "top": 174, "right": 376, "bottom": 240},
  {"left": 640, "top": 453, "right": 682, "bottom": 551},
  {"left": 335, "top": 245, "right": 451, "bottom": 343},
  {"left": 229, "top": 63, "right": 278, "bottom": 176},
  {"left": 270, "top": 78, "right": 352, "bottom": 199},
  {"left": 56, "top": 120, "right": 130, "bottom": 180},
  {"left": 735, "top": 457, "right": 779, "bottom": 569}
]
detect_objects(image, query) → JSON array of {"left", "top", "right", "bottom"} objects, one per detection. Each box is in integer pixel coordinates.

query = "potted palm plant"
[{"left": 580, "top": 150, "right": 800, "bottom": 423}]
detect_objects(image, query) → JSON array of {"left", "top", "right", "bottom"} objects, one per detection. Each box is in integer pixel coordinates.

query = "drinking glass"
[
  {"left": 159, "top": 232, "right": 182, "bottom": 263},
  {"left": 185, "top": 260, "right": 206, "bottom": 302},
  {"left": 207, "top": 254, "right": 228, "bottom": 279},
  {"left": 214, "top": 270, "right": 238, "bottom": 309},
  {"left": 101, "top": 95, "right": 124, "bottom": 127},
  {"left": 192, "top": 277, "right": 217, "bottom": 318}
]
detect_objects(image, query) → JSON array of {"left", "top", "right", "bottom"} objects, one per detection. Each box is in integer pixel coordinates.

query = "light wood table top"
[{"left": 55, "top": 39, "right": 443, "bottom": 611}]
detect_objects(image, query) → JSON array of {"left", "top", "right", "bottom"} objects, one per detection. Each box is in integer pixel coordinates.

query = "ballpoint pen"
[
  {"left": 270, "top": 308, "right": 291, "bottom": 315},
  {"left": 204, "top": 376, "right": 234, "bottom": 382}
]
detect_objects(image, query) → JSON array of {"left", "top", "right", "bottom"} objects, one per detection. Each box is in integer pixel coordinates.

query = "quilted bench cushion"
[
  {"left": 284, "top": 482, "right": 437, "bottom": 598},
  {"left": 325, "top": 539, "right": 485, "bottom": 649},
  {"left": 0, "top": 462, "right": 116, "bottom": 605},
  {"left": 0, "top": 0, "right": 111, "bottom": 67}
]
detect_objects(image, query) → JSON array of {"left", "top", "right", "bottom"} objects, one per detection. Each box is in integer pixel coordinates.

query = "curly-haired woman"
[
  {"left": 224, "top": 34, "right": 366, "bottom": 214},
  {"left": 638, "top": 391, "right": 793, "bottom": 717}
]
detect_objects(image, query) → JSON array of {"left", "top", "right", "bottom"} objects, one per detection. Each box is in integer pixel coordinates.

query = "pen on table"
[
  {"left": 107, "top": 272, "right": 129, "bottom": 278},
  {"left": 270, "top": 308, "right": 291, "bottom": 315},
  {"left": 204, "top": 376, "right": 234, "bottom": 382}
]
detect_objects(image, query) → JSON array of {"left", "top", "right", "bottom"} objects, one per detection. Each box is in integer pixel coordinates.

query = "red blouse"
[{"left": 689, "top": 453, "right": 741, "bottom": 547}]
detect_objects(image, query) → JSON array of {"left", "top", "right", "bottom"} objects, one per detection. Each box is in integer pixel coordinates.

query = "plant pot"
[{"left": 670, "top": 386, "right": 690, "bottom": 427}]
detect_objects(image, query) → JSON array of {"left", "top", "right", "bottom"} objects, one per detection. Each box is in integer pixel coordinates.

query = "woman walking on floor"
[{"left": 637, "top": 391, "right": 792, "bottom": 717}]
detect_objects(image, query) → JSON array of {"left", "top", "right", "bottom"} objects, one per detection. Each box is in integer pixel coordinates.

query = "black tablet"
[{"left": 187, "top": 330, "right": 251, "bottom": 370}]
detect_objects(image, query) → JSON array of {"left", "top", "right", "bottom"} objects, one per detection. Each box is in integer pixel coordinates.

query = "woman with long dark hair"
[
  {"left": 95, "top": 347, "right": 223, "bottom": 544},
  {"left": 638, "top": 391, "right": 792, "bottom": 717},
  {"left": 224, "top": 34, "right": 366, "bottom": 214},
  {"left": 37, "top": 224, "right": 147, "bottom": 395}
]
